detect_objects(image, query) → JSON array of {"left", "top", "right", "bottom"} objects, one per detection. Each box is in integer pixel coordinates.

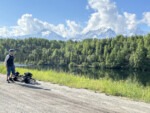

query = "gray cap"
[{"left": 9, "top": 49, "right": 14, "bottom": 52}]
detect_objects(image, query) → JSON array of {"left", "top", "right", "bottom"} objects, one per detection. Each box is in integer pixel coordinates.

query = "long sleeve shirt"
[{"left": 4, "top": 55, "right": 10, "bottom": 66}]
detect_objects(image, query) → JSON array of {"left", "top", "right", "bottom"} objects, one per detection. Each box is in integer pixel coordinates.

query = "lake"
[
  {"left": 1, "top": 62, "right": 149, "bottom": 86},
  {"left": 17, "top": 65, "right": 150, "bottom": 86}
]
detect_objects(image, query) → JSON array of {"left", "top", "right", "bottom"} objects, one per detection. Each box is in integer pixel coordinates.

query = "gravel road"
[{"left": 0, "top": 74, "right": 150, "bottom": 113}]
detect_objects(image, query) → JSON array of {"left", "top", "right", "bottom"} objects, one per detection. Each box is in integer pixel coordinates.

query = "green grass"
[{"left": 0, "top": 65, "right": 150, "bottom": 103}]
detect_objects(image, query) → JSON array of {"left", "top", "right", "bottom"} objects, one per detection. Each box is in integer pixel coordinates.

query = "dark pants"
[{"left": 7, "top": 66, "right": 15, "bottom": 76}]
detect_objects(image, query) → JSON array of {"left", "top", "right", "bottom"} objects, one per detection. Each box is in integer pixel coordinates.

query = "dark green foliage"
[
  {"left": 0, "top": 34, "right": 150, "bottom": 70},
  {"left": 69, "top": 62, "right": 77, "bottom": 67}
]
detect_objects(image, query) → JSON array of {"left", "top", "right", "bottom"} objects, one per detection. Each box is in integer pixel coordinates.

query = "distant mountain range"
[
  {"left": 71, "top": 28, "right": 116, "bottom": 41},
  {"left": 6, "top": 31, "right": 67, "bottom": 41},
  {"left": 0, "top": 27, "right": 147, "bottom": 41},
  {"left": 37, "top": 28, "right": 116, "bottom": 41}
]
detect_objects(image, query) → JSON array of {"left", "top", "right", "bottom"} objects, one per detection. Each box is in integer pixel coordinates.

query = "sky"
[{"left": 0, "top": 0, "right": 150, "bottom": 38}]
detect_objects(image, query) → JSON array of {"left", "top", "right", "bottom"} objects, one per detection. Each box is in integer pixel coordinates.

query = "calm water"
[{"left": 18, "top": 65, "right": 150, "bottom": 86}]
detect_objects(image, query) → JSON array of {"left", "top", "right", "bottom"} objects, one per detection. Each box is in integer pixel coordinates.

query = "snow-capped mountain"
[
  {"left": 41, "top": 31, "right": 66, "bottom": 41},
  {"left": 0, "top": 28, "right": 117, "bottom": 41},
  {"left": 11, "top": 31, "right": 66, "bottom": 41},
  {"left": 82, "top": 28, "right": 116, "bottom": 39},
  {"left": 70, "top": 28, "right": 116, "bottom": 41}
]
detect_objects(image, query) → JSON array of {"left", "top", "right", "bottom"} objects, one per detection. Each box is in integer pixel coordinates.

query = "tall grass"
[{"left": 0, "top": 65, "right": 150, "bottom": 103}]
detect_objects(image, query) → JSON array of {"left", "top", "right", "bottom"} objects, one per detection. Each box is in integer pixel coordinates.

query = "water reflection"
[{"left": 18, "top": 65, "right": 150, "bottom": 86}]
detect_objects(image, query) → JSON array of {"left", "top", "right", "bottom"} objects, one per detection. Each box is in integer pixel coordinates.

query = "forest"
[{"left": 0, "top": 34, "right": 150, "bottom": 70}]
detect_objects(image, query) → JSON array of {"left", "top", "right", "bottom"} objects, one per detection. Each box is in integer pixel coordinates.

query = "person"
[{"left": 4, "top": 49, "right": 15, "bottom": 83}]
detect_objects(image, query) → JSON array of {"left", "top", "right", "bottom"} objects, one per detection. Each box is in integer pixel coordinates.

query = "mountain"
[
  {"left": 0, "top": 28, "right": 117, "bottom": 41},
  {"left": 12, "top": 31, "right": 66, "bottom": 41},
  {"left": 0, "top": 27, "right": 148, "bottom": 41},
  {"left": 41, "top": 31, "right": 66, "bottom": 41},
  {"left": 71, "top": 28, "right": 116, "bottom": 41},
  {"left": 83, "top": 28, "right": 116, "bottom": 39}
]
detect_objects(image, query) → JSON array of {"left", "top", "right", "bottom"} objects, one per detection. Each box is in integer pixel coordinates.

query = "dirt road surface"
[{"left": 0, "top": 74, "right": 150, "bottom": 113}]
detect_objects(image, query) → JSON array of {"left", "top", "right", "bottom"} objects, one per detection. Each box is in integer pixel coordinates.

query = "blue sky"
[
  {"left": 0, "top": 0, "right": 90, "bottom": 27},
  {"left": 0, "top": 0, "right": 150, "bottom": 38},
  {"left": 113, "top": 0, "right": 150, "bottom": 18}
]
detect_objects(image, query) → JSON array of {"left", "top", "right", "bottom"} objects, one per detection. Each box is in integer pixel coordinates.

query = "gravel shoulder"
[{"left": 0, "top": 73, "right": 150, "bottom": 113}]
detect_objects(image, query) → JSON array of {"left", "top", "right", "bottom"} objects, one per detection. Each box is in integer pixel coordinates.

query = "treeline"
[{"left": 0, "top": 34, "right": 150, "bottom": 70}]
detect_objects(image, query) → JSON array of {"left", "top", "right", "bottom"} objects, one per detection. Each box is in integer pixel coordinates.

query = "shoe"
[{"left": 7, "top": 79, "right": 10, "bottom": 83}]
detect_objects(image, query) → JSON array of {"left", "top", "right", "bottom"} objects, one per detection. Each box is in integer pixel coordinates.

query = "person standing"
[{"left": 4, "top": 49, "right": 15, "bottom": 83}]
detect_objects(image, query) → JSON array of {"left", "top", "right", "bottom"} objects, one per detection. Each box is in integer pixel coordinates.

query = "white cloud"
[
  {"left": 66, "top": 20, "right": 83, "bottom": 37},
  {"left": 66, "top": 20, "right": 82, "bottom": 33},
  {"left": 11, "top": 14, "right": 45, "bottom": 36},
  {"left": 88, "top": 0, "right": 116, "bottom": 11},
  {"left": 0, "top": 27, "right": 10, "bottom": 37},
  {"left": 0, "top": 14, "right": 82, "bottom": 38},
  {"left": 124, "top": 12, "right": 138, "bottom": 30},
  {"left": 142, "top": 12, "right": 150, "bottom": 27},
  {"left": 83, "top": 0, "right": 140, "bottom": 34},
  {"left": 0, "top": 0, "right": 150, "bottom": 39}
]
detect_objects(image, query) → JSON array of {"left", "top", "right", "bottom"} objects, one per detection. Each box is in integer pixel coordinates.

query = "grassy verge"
[{"left": 0, "top": 65, "right": 150, "bottom": 103}]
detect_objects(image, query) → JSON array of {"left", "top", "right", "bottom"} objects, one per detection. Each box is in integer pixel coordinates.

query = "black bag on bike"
[{"left": 23, "top": 72, "right": 33, "bottom": 83}]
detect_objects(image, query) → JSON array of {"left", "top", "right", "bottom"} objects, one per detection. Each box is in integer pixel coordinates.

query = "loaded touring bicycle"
[{"left": 11, "top": 72, "right": 36, "bottom": 84}]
